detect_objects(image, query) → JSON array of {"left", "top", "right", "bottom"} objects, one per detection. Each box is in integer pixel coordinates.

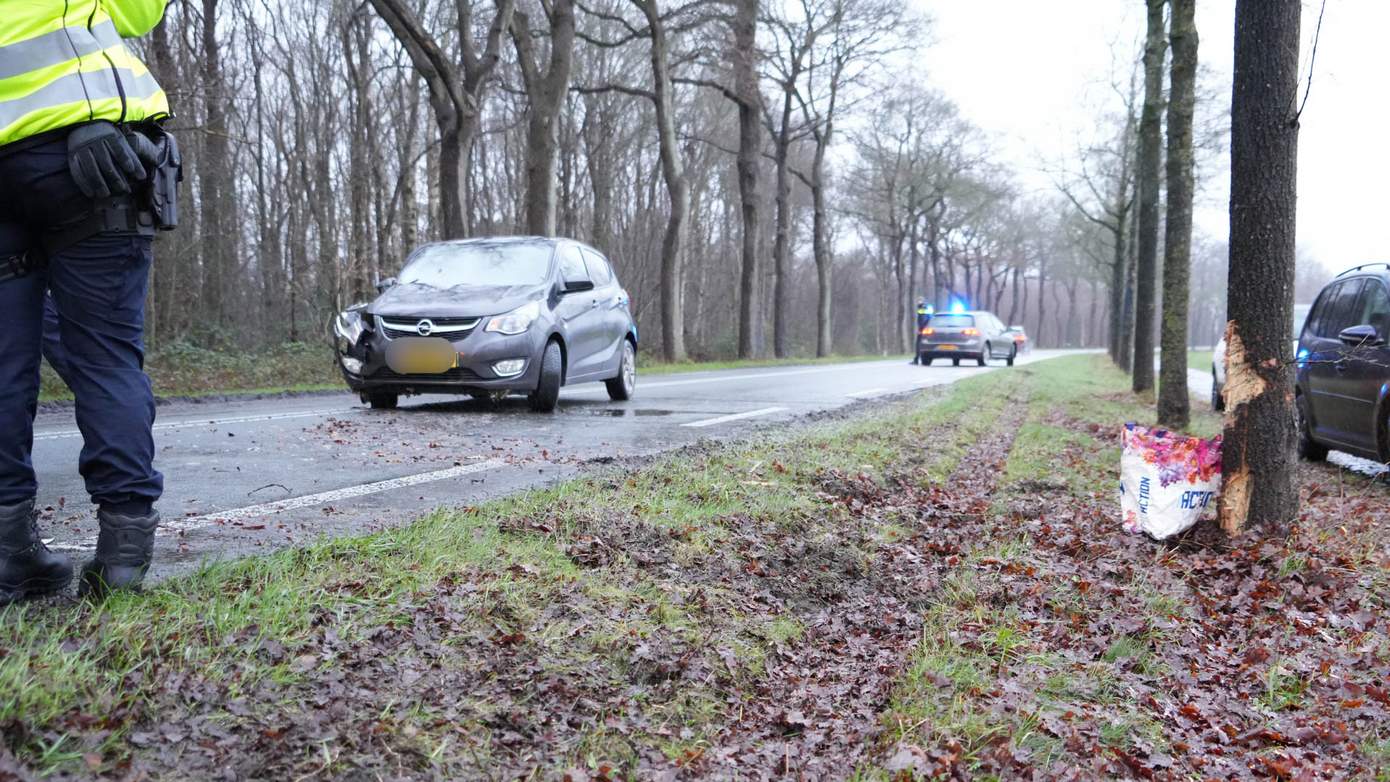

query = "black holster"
[{"left": 128, "top": 123, "right": 182, "bottom": 231}]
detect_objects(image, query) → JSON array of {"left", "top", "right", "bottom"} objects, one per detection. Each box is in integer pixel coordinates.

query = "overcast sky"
[{"left": 913, "top": 0, "right": 1389, "bottom": 280}]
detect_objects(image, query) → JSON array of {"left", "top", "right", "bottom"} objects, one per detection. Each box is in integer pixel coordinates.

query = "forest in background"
[{"left": 131, "top": 0, "right": 1319, "bottom": 361}]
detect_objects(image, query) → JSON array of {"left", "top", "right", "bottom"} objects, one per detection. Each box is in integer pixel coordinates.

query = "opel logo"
[{"left": 416, "top": 319, "right": 434, "bottom": 336}]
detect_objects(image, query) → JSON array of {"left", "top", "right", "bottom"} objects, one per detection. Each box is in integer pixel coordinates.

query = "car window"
[
  {"left": 1326, "top": 280, "right": 1366, "bottom": 336},
  {"left": 1356, "top": 281, "right": 1390, "bottom": 338},
  {"left": 557, "top": 244, "right": 590, "bottom": 283},
  {"left": 932, "top": 314, "right": 974, "bottom": 328},
  {"left": 1306, "top": 284, "right": 1340, "bottom": 338},
  {"left": 581, "top": 249, "right": 613, "bottom": 287}
]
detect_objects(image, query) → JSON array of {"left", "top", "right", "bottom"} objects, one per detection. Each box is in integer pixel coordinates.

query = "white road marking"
[
  {"left": 846, "top": 388, "right": 888, "bottom": 399},
  {"left": 682, "top": 406, "right": 787, "bottom": 428},
  {"left": 34, "top": 408, "right": 347, "bottom": 442},
  {"left": 568, "top": 362, "right": 900, "bottom": 396},
  {"left": 46, "top": 459, "right": 506, "bottom": 552}
]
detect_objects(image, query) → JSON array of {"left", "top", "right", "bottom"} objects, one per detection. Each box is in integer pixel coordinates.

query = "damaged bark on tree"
[{"left": 1218, "top": 0, "right": 1301, "bottom": 535}]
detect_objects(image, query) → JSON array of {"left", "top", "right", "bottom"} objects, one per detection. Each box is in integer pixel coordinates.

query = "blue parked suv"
[{"left": 1295, "top": 263, "right": 1390, "bottom": 463}]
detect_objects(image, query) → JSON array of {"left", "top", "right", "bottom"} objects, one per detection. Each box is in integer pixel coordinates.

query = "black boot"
[
  {"left": 0, "top": 499, "right": 73, "bottom": 606},
  {"left": 79, "top": 508, "right": 158, "bottom": 599}
]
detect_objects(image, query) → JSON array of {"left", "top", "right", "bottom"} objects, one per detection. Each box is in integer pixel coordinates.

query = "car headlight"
[
  {"left": 333, "top": 308, "right": 368, "bottom": 351},
  {"left": 485, "top": 301, "right": 542, "bottom": 335}
]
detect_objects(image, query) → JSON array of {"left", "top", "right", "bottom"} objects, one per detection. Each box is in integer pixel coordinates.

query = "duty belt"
[{"left": 0, "top": 197, "right": 153, "bottom": 284}]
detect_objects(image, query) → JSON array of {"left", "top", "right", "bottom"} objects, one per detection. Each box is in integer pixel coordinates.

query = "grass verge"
[{"left": 9, "top": 355, "right": 1387, "bottom": 779}]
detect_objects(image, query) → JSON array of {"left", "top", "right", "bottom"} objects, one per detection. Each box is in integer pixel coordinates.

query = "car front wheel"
[
  {"left": 529, "top": 340, "right": 563, "bottom": 413},
  {"left": 1006, "top": 345, "right": 1016, "bottom": 367},
  {"left": 606, "top": 340, "right": 636, "bottom": 401},
  {"left": 366, "top": 392, "right": 398, "bottom": 410},
  {"left": 1211, "top": 365, "right": 1225, "bottom": 411}
]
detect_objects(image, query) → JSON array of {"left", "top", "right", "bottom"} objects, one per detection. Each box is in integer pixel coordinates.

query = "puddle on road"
[{"left": 577, "top": 408, "right": 676, "bottom": 417}]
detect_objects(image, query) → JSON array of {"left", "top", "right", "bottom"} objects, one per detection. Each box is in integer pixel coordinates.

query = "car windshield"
[
  {"left": 932, "top": 314, "right": 975, "bottom": 328},
  {"left": 399, "top": 243, "right": 553, "bottom": 288}
]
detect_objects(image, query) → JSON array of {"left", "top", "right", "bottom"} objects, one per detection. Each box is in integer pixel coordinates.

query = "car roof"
[
  {"left": 417, "top": 236, "right": 609, "bottom": 258},
  {"left": 1332, "top": 262, "right": 1390, "bottom": 282}
]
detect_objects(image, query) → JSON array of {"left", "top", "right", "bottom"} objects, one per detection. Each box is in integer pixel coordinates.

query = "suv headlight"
[
  {"left": 333, "top": 308, "right": 368, "bottom": 351},
  {"left": 485, "top": 301, "right": 542, "bottom": 335}
]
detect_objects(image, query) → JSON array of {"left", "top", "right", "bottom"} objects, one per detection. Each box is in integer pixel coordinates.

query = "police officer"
[
  {"left": 910, "top": 299, "right": 933, "bottom": 364},
  {"left": 0, "top": 1, "right": 177, "bottom": 604}
]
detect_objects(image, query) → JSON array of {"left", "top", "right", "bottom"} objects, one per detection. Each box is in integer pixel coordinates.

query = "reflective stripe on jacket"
[{"left": 0, "top": 1, "right": 169, "bottom": 146}]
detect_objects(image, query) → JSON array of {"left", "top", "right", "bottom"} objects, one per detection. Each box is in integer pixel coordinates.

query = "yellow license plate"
[
  {"left": 385, "top": 338, "right": 458, "bottom": 374},
  {"left": 938, "top": 344, "right": 958, "bottom": 350}
]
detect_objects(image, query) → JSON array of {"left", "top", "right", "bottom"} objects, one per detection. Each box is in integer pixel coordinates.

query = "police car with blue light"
[{"left": 915, "top": 302, "right": 1018, "bottom": 367}]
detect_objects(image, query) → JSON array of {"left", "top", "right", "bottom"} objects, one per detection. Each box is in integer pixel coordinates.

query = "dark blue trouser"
[{"left": 0, "top": 138, "right": 163, "bottom": 509}]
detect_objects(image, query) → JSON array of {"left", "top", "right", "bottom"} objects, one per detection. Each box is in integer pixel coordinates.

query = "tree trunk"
[
  {"left": 1118, "top": 206, "right": 1139, "bottom": 371},
  {"left": 1132, "top": 0, "right": 1166, "bottom": 393},
  {"left": 199, "top": 0, "right": 231, "bottom": 330},
  {"left": 770, "top": 88, "right": 795, "bottom": 358},
  {"left": 1158, "top": 0, "right": 1197, "bottom": 428},
  {"left": 637, "top": 0, "right": 688, "bottom": 361},
  {"left": 811, "top": 159, "right": 831, "bottom": 357},
  {"left": 438, "top": 123, "right": 470, "bottom": 238},
  {"left": 1218, "top": 0, "right": 1301, "bottom": 535},
  {"left": 512, "top": 0, "right": 575, "bottom": 236},
  {"left": 733, "top": 0, "right": 762, "bottom": 359}
]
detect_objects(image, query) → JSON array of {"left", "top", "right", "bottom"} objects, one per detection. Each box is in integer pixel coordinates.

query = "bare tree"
[
  {"left": 1131, "top": 0, "right": 1166, "bottom": 392},
  {"left": 512, "top": 0, "right": 577, "bottom": 235},
  {"left": 368, "top": 0, "right": 516, "bottom": 238},
  {"left": 1218, "top": 0, "right": 1301, "bottom": 535},
  {"left": 1158, "top": 0, "right": 1197, "bottom": 428}
]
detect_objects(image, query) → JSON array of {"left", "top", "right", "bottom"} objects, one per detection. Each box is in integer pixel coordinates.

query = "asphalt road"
[{"left": 33, "top": 349, "right": 1074, "bottom": 580}]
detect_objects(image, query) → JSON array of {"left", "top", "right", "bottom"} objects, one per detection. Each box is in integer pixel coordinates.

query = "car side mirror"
[
  {"left": 562, "top": 278, "right": 595, "bottom": 294},
  {"left": 1338, "top": 324, "right": 1383, "bottom": 347},
  {"left": 375, "top": 276, "right": 397, "bottom": 294}
]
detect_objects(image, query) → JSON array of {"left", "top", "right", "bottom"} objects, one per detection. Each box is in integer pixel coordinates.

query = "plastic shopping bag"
[{"left": 1119, "top": 423, "right": 1222, "bottom": 539}]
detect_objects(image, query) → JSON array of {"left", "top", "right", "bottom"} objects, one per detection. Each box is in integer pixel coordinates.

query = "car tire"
[
  {"left": 1296, "top": 393, "right": 1327, "bottom": 462},
  {"left": 367, "top": 392, "right": 398, "bottom": 410},
  {"left": 923, "top": 357, "right": 933, "bottom": 366},
  {"left": 1211, "top": 366, "right": 1225, "bottom": 411},
  {"left": 977, "top": 347, "right": 988, "bottom": 367},
  {"left": 529, "top": 340, "right": 563, "bottom": 413},
  {"left": 952, "top": 358, "right": 960, "bottom": 367},
  {"left": 1006, "top": 345, "right": 1016, "bottom": 367},
  {"left": 606, "top": 339, "right": 636, "bottom": 401}
]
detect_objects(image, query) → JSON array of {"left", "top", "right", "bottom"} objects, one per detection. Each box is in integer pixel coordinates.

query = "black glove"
[
  {"left": 123, "top": 128, "right": 161, "bottom": 170},
  {"left": 67, "top": 121, "right": 147, "bottom": 199}
]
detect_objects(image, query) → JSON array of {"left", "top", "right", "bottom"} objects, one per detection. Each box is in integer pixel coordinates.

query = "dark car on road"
[
  {"left": 332, "top": 237, "right": 637, "bottom": 412},
  {"left": 917, "top": 310, "right": 1017, "bottom": 367},
  {"left": 1294, "top": 263, "right": 1390, "bottom": 463}
]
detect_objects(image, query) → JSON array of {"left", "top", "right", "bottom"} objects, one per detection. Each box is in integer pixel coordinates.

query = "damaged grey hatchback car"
[{"left": 332, "top": 237, "right": 637, "bottom": 412}]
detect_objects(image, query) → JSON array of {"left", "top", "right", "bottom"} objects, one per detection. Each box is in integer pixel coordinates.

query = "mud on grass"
[{"left": 2, "top": 365, "right": 1015, "bottom": 779}]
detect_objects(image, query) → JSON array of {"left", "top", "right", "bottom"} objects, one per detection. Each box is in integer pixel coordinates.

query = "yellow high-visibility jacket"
[{"left": 0, "top": 1, "right": 169, "bottom": 147}]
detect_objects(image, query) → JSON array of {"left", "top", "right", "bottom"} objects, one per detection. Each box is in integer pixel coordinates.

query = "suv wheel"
[
  {"left": 1006, "top": 345, "right": 1016, "bottom": 367},
  {"left": 1296, "top": 393, "right": 1327, "bottom": 462},
  {"left": 529, "top": 340, "right": 563, "bottom": 413},
  {"left": 605, "top": 339, "right": 636, "bottom": 401}
]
